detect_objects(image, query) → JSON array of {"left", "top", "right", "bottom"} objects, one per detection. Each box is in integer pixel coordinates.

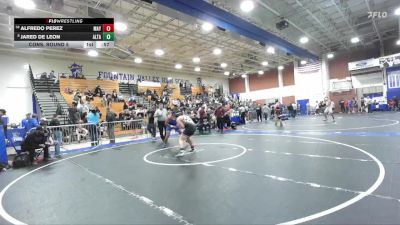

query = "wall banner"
[
  {"left": 348, "top": 58, "right": 379, "bottom": 71},
  {"left": 97, "top": 71, "right": 190, "bottom": 84},
  {"left": 379, "top": 53, "right": 400, "bottom": 68}
]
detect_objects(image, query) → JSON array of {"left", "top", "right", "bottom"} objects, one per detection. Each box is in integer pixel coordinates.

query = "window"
[{"left": 387, "top": 71, "right": 400, "bottom": 89}]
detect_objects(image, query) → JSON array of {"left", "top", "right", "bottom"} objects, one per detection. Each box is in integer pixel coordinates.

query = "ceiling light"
[
  {"left": 267, "top": 46, "right": 275, "bottom": 54},
  {"left": 351, "top": 37, "right": 360, "bottom": 43},
  {"left": 241, "top": 74, "right": 247, "bottom": 78},
  {"left": 134, "top": 57, "right": 142, "bottom": 64},
  {"left": 201, "top": 22, "right": 214, "bottom": 32},
  {"left": 395, "top": 7, "right": 400, "bottom": 16},
  {"left": 327, "top": 53, "right": 334, "bottom": 59},
  {"left": 175, "top": 64, "right": 183, "bottom": 69},
  {"left": 224, "top": 71, "right": 230, "bottom": 76},
  {"left": 213, "top": 48, "right": 222, "bottom": 55},
  {"left": 14, "top": 0, "right": 35, "bottom": 9},
  {"left": 23, "top": 64, "right": 29, "bottom": 69},
  {"left": 261, "top": 61, "right": 268, "bottom": 66},
  {"left": 220, "top": 63, "right": 227, "bottom": 68},
  {"left": 192, "top": 57, "right": 200, "bottom": 63},
  {"left": 299, "top": 36, "right": 309, "bottom": 44},
  {"left": 115, "top": 22, "right": 127, "bottom": 32},
  {"left": 300, "top": 60, "right": 307, "bottom": 65},
  {"left": 240, "top": 0, "right": 255, "bottom": 12},
  {"left": 155, "top": 49, "right": 165, "bottom": 56},
  {"left": 258, "top": 70, "right": 263, "bottom": 75},
  {"left": 194, "top": 67, "right": 201, "bottom": 72},
  {"left": 396, "top": 40, "right": 400, "bottom": 45},
  {"left": 278, "top": 65, "right": 284, "bottom": 70},
  {"left": 88, "top": 50, "right": 98, "bottom": 57}
]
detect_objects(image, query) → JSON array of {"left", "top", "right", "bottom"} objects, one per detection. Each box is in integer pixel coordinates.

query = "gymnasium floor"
[{"left": 1, "top": 112, "right": 400, "bottom": 225}]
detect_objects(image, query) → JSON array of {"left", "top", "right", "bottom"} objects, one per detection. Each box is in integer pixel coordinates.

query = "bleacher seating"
[
  {"left": 60, "top": 78, "right": 120, "bottom": 94},
  {"left": 29, "top": 77, "right": 69, "bottom": 124},
  {"left": 59, "top": 78, "right": 205, "bottom": 122},
  {"left": 32, "top": 78, "right": 60, "bottom": 93},
  {"left": 60, "top": 78, "right": 122, "bottom": 121}
]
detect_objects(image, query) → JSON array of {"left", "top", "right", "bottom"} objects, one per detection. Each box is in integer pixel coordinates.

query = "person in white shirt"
[
  {"left": 274, "top": 100, "right": 283, "bottom": 127},
  {"left": 262, "top": 104, "right": 270, "bottom": 122},
  {"left": 323, "top": 97, "right": 335, "bottom": 122},
  {"left": 154, "top": 103, "right": 168, "bottom": 141}
]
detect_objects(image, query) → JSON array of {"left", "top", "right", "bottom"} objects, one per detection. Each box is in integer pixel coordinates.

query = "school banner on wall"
[
  {"left": 379, "top": 53, "right": 400, "bottom": 68},
  {"left": 348, "top": 58, "right": 379, "bottom": 71},
  {"left": 97, "top": 71, "right": 190, "bottom": 84}
]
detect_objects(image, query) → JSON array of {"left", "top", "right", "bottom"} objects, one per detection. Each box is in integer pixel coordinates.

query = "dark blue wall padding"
[{"left": 0, "top": 128, "right": 7, "bottom": 165}]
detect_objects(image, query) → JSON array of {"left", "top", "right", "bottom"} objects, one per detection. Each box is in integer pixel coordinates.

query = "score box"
[
  {"left": 102, "top": 32, "right": 114, "bottom": 41},
  {"left": 102, "top": 24, "right": 114, "bottom": 32}
]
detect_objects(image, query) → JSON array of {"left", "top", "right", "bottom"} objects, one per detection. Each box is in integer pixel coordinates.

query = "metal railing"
[{"left": 45, "top": 119, "right": 146, "bottom": 148}]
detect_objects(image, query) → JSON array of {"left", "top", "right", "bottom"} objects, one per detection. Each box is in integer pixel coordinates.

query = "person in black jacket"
[
  {"left": 146, "top": 106, "right": 156, "bottom": 140},
  {"left": 21, "top": 126, "right": 48, "bottom": 165},
  {"left": 106, "top": 108, "right": 117, "bottom": 144}
]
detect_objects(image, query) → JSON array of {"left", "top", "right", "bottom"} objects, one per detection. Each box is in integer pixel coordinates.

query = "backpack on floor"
[{"left": 12, "top": 154, "right": 30, "bottom": 168}]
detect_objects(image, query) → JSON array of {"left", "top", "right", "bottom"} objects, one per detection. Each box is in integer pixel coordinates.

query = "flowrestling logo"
[{"left": 367, "top": 11, "right": 387, "bottom": 19}]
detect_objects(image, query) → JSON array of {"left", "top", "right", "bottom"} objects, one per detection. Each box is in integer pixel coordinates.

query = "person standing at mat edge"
[
  {"left": 155, "top": 103, "right": 167, "bottom": 141},
  {"left": 274, "top": 100, "right": 283, "bottom": 127},
  {"left": 0, "top": 109, "right": 8, "bottom": 135},
  {"left": 323, "top": 97, "right": 335, "bottom": 122},
  {"left": 49, "top": 114, "right": 62, "bottom": 158},
  {"left": 147, "top": 106, "right": 157, "bottom": 141},
  {"left": 256, "top": 104, "right": 262, "bottom": 122},
  {"left": 215, "top": 104, "right": 225, "bottom": 133},
  {"left": 87, "top": 108, "right": 100, "bottom": 146},
  {"left": 175, "top": 113, "right": 196, "bottom": 157},
  {"left": 106, "top": 107, "right": 117, "bottom": 144}
]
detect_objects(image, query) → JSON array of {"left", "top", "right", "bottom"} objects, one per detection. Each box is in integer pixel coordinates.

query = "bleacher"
[
  {"left": 59, "top": 78, "right": 206, "bottom": 121},
  {"left": 32, "top": 78, "right": 61, "bottom": 93},
  {"left": 60, "top": 78, "right": 124, "bottom": 121}
]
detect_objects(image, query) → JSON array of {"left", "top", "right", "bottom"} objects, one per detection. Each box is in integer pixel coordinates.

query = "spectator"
[
  {"left": 106, "top": 108, "right": 117, "bottom": 144},
  {"left": 21, "top": 113, "right": 31, "bottom": 131},
  {"left": 344, "top": 99, "right": 349, "bottom": 113},
  {"left": 77, "top": 99, "right": 84, "bottom": 116},
  {"left": 68, "top": 102, "right": 79, "bottom": 124},
  {"left": 0, "top": 109, "right": 9, "bottom": 135},
  {"left": 262, "top": 104, "right": 270, "bottom": 121},
  {"left": 214, "top": 104, "right": 225, "bottom": 133},
  {"left": 224, "top": 104, "right": 233, "bottom": 128},
  {"left": 87, "top": 109, "right": 100, "bottom": 146},
  {"left": 21, "top": 126, "right": 52, "bottom": 165},
  {"left": 101, "top": 95, "right": 108, "bottom": 107},
  {"left": 238, "top": 104, "right": 246, "bottom": 124},
  {"left": 147, "top": 106, "right": 157, "bottom": 141},
  {"left": 73, "top": 91, "right": 81, "bottom": 102},
  {"left": 49, "top": 114, "right": 62, "bottom": 158},
  {"left": 111, "top": 89, "right": 118, "bottom": 102},
  {"left": 123, "top": 101, "right": 128, "bottom": 110},
  {"left": 75, "top": 120, "right": 88, "bottom": 143},
  {"left": 94, "top": 85, "right": 101, "bottom": 96},
  {"left": 339, "top": 99, "right": 345, "bottom": 113},
  {"left": 40, "top": 118, "right": 55, "bottom": 160},
  {"left": 256, "top": 104, "right": 262, "bottom": 122}
]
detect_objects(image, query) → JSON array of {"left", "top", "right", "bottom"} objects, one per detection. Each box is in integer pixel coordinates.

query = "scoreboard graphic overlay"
[{"left": 14, "top": 18, "right": 115, "bottom": 48}]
